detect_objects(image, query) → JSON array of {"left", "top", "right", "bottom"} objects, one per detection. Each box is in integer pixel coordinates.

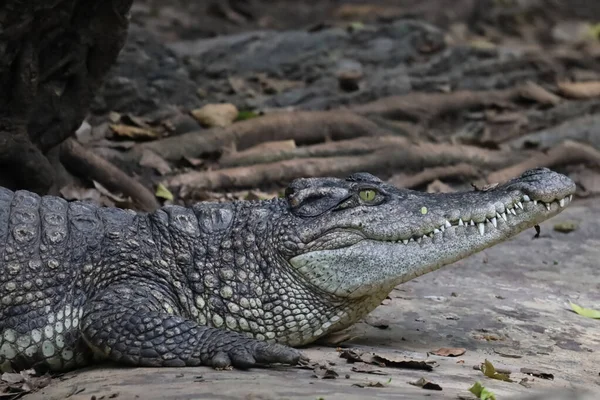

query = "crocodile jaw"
[{"left": 289, "top": 174, "right": 575, "bottom": 301}]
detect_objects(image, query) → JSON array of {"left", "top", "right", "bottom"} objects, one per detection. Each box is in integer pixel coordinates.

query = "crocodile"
[{"left": 0, "top": 167, "right": 575, "bottom": 373}]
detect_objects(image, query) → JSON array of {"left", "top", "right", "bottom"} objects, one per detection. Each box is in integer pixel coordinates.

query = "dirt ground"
[{"left": 24, "top": 198, "right": 599, "bottom": 400}]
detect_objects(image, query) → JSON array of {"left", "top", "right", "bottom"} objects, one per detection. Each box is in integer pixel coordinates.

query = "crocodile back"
[{"left": 0, "top": 189, "right": 102, "bottom": 371}]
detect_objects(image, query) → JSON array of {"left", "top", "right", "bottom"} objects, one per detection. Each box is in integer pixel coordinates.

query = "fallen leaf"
[
  {"left": 558, "top": 81, "right": 600, "bottom": 99},
  {"left": 155, "top": 184, "right": 174, "bottom": 201},
  {"left": 92, "top": 181, "right": 127, "bottom": 203},
  {"left": 60, "top": 185, "right": 102, "bottom": 203},
  {"left": 236, "top": 110, "right": 260, "bottom": 121},
  {"left": 553, "top": 221, "right": 578, "bottom": 233},
  {"left": 520, "top": 367, "right": 554, "bottom": 380},
  {"left": 427, "top": 179, "right": 454, "bottom": 193},
  {"left": 352, "top": 377, "right": 392, "bottom": 388},
  {"left": 2, "top": 372, "right": 24, "bottom": 384},
  {"left": 350, "top": 363, "right": 388, "bottom": 375},
  {"left": 369, "top": 354, "right": 436, "bottom": 371},
  {"left": 121, "top": 114, "right": 153, "bottom": 129},
  {"left": 409, "top": 377, "right": 443, "bottom": 391},
  {"left": 338, "top": 349, "right": 365, "bottom": 363},
  {"left": 312, "top": 364, "right": 338, "bottom": 379},
  {"left": 181, "top": 156, "right": 205, "bottom": 167},
  {"left": 110, "top": 124, "right": 158, "bottom": 140},
  {"left": 191, "top": 103, "right": 239, "bottom": 128},
  {"left": 431, "top": 347, "right": 466, "bottom": 357},
  {"left": 469, "top": 381, "right": 496, "bottom": 400},
  {"left": 570, "top": 302, "right": 600, "bottom": 319},
  {"left": 139, "top": 149, "right": 172, "bottom": 175},
  {"left": 519, "top": 377, "right": 533, "bottom": 388},
  {"left": 480, "top": 359, "right": 513, "bottom": 382}
]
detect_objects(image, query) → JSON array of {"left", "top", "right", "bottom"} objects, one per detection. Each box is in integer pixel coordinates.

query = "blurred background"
[{"left": 1, "top": 0, "right": 600, "bottom": 210}]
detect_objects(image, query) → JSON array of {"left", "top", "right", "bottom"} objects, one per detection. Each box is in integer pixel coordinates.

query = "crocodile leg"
[{"left": 80, "top": 285, "right": 304, "bottom": 369}]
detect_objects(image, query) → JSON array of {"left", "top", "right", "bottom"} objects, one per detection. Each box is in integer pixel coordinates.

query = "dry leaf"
[
  {"left": 338, "top": 349, "right": 365, "bottom": 363},
  {"left": 369, "top": 354, "right": 436, "bottom": 371},
  {"left": 139, "top": 149, "right": 172, "bottom": 175},
  {"left": 191, "top": 103, "right": 239, "bottom": 128},
  {"left": 553, "top": 221, "right": 578, "bottom": 233},
  {"left": 352, "top": 377, "right": 392, "bottom": 388},
  {"left": 92, "top": 181, "right": 127, "bottom": 203},
  {"left": 558, "top": 81, "right": 600, "bottom": 99},
  {"left": 350, "top": 364, "right": 388, "bottom": 375},
  {"left": 570, "top": 302, "right": 600, "bottom": 319},
  {"left": 409, "top": 377, "right": 443, "bottom": 391},
  {"left": 312, "top": 364, "right": 338, "bottom": 379},
  {"left": 431, "top": 347, "right": 466, "bottom": 357},
  {"left": 60, "top": 185, "right": 102, "bottom": 203},
  {"left": 110, "top": 124, "right": 158, "bottom": 140},
  {"left": 520, "top": 367, "right": 554, "bottom": 380}
]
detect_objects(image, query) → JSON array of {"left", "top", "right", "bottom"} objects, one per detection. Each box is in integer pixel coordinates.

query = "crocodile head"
[{"left": 276, "top": 168, "right": 574, "bottom": 333}]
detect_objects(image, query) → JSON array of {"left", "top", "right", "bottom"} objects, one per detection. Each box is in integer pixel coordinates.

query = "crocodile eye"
[{"left": 359, "top": 189, "right": 377, "bottom": 202}]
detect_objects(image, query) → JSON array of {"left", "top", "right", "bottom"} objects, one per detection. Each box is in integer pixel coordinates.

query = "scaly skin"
[{"left": 0, "top": 168, "right": 575, "bottom": 372}]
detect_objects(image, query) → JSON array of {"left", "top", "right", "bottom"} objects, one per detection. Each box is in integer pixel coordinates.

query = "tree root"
[
  {"left": 349, "top": 86, "right": 525, "bottom": 121},
  {"left": 60, "top": 138, "right": 160, "bottom": 212},
  {"left": 486, "top": 140, "right": 600, "bottom": 184},
  {"left": 164, "top": 139, "right": 518, "bottom": 192},
  {"left": 137, "top": 110, "right": 388, "bottom": 162},
  {"left": 219, "top": 136, "right": 408, "bottom": 167},
  {"left": 388, "top": 163, "right": 482, "bottom": 188}
]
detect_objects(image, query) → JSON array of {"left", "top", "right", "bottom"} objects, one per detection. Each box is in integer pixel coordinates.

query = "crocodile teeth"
[
  {"left": 490, "top": 217, "right": 497, "bottom": 228},
  {"left": 469, "top": 220, "right": 475, "bottom": 226},
  {"left": 509, "top": 208, "right": 516, "bottom": 216},
  {"left": 409, "top": 238, "right": 414, "bottom": 242},
  {"left": 417, "top": 237, "right": 422, "bottom": 244},
  {"left": 478, "top": 222, "right": 485, "bottom": 236},
  {"left": 499, "top": 212, "right": 507, "bottom": 221},
  {"left": 533, "top": 200, "right": 538, "bottom": 205},
  {"left": 458, "top": 218, "right": 464, "bottom": 226},
  {"left": 516, "top": 201, "right": 523, "bottom": 209},
  {"left": 445, "top": 220, "right": 452, "bottom": 228},
  {"left": 559, "top": 198, "right": 565, "bottom": 207},
  {"left": 545, "top": 202, "right": 551, "bottom": 211},
  {"left": 402, "top": 239, "right": 409, "bottom": 245},
  {"left": 569, "top": 195, "right": 573, "bottom": 202},
  {"left": 439, "top": 225, "right": 445, "bottom": 232},
  {"left": 434, "top": 229, "right": 440, "bottom": 234},
  {"left": 523, "top": 195, "right": 531, "bottom": 202}
]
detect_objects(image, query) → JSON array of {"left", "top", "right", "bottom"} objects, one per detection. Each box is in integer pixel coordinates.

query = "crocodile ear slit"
[{"left": 288, "top": 187, "right": 351, "bottom": 217}]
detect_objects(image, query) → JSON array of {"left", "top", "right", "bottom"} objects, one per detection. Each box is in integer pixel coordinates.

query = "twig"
[{"left": 60, "top": 138, "right": 160, "bottom": 212}]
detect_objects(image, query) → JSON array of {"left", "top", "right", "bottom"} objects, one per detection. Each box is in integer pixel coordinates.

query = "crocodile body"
[{"left": 0, "top": 168, "right": 575, "bottom": 372}]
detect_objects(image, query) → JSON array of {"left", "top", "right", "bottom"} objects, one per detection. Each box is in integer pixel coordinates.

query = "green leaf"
[
  {"left": 469, "top": 382, "right": 496, "bottom": 400},
  {"left": 236, "top": 111, "right": 259, "bottom": 121},
  {"left": 481, "top": 359, "right": 513, "bottom": 382},
  {"left": 570, "top": 302, "right": 600, "bottom": 319},
  {"left": 155, "top": 183, "right": 174, "bottom": 201}
]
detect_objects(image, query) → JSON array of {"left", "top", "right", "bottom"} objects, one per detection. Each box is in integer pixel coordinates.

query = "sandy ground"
[{"left": 25, "top": 198, "right": 600, "bottom": 400}]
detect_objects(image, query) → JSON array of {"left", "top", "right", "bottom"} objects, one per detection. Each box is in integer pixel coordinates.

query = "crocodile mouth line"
[{"left": 379, "top": 193, "right": 573, "bottom": 245}]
